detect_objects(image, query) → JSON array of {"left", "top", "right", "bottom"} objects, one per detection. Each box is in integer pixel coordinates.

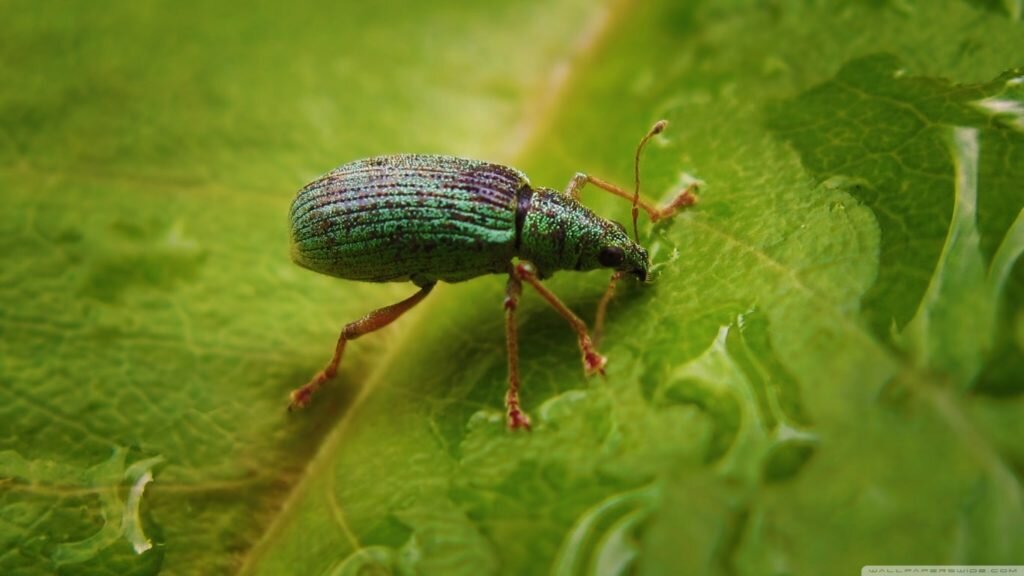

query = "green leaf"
[{"left": 2, "top": 1, "right": 1023, "bottom": 575}]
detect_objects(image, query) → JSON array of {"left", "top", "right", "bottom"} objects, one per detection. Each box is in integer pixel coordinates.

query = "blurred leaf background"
[{"left": 1, "top": 0, "right": 1023, "bottom": 574}]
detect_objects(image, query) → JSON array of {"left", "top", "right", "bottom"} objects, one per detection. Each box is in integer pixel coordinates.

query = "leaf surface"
[{"left": 2, "top": 1, "right": 1023, "bottom": 574}]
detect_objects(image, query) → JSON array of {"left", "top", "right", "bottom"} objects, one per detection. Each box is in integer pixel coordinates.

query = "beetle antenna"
[{"left": 632, "top": 120, "right": 667, "bottom": 241}]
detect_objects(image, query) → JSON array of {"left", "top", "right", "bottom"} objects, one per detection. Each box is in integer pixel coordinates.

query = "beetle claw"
[
  {"left": 288, "top": 386, "right": 314, "bottom": 411},
  {"left": 507, "top": 408, "right": 532, "bottom": 431},
  {"left": 584, "top": 350, "right": 607, "bottom": 376}
]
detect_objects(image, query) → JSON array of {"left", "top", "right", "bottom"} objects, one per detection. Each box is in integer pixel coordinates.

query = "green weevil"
[{"left": 288, "top": 121, "right": 697, "bottom": 429}]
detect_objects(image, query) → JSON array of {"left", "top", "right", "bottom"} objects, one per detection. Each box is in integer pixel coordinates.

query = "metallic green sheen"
[
  {"left": 518, "top": 188, "right": 648, "bottom": 279},
  {"left": 291, "top": 154, "right": 526, "bottom": 285},
  {"left": 290, "top": 154, "right": 650, "bottom": 285}
]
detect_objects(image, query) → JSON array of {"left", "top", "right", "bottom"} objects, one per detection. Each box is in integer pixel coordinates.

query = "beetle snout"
[{"left": 632, "top": 247, "right": 650, "bottom": 283}]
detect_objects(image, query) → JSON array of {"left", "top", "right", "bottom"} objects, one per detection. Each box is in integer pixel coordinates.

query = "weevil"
[{"left": 288, "top": 120, "right": 697, "bottom": 429}]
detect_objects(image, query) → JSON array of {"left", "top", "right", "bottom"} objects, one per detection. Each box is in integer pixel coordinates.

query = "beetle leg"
[
  {"left": 563, "top": 120, "right": 697, "bottom": 240},
  {"left": 593, "top": 271, "right": 625, "bottom": 347},
  {"left": 288, "top": 282, "right": 435, "bottom": 411},
  {"left": 504, "top": 271, "right": 530, "bottom": 430},
  {"left": 514, "top": 261, "right": 607, "bottom": 377},
  {"left": 565, "top": 173, "right": 698, "bottom": 224}
]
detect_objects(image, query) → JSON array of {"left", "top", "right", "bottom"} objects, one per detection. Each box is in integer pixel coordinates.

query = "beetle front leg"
[
  {"left": 504, "top": 271, "right": 530, "bottom": 430},
  {"left": 514, "top": 261, "right": 607, "bottom": 376},
  {"left": 289, "top": 282, "right": 435, "bottom": 411},
  {"left": 564, "top": 120, "right": 698, "bottom": 239},
  {"left": 593, "top": 271, "right": 625, "bottom": 347},
  {"left": 565, "top": 173, "right": 698, "bottom": 224}
]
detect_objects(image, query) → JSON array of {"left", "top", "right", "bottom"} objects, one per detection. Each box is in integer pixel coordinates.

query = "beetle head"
[
  {"left": 518, "top": 189, "right": 650, "bottom": 280},
  {"left": 590, "top": 219, "right": 649, "bottom": 282}
]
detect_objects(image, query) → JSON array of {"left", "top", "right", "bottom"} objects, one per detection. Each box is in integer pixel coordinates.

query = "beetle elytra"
[{"left": 288, "top": 121, "right": 697, "bottom": 429}]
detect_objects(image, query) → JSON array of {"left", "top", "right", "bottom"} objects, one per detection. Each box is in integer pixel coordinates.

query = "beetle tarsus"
[
  {"left": 507, "top": 404, "right": 532, "bottom": 431},
  {"left": 288, "top": 383, "right": 316, "bottom": 411},
  {"left": 288, "top": 365, "right": 335, "bottom": 411},
  {"left": 583, "top": 346, "right": 607, "bottom": 376},
  {"left": 650, "top": 182, "right": 699, "bottom": 223}
]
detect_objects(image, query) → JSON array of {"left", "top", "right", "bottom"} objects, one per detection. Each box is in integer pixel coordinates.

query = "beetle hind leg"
[{"left": 288, "top": 282, "right": 435, "bottom": 411}]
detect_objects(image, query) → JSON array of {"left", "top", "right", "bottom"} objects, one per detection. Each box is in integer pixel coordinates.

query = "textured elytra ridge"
[
  {"left": 290, "top": 155, "right": 526, "bottom": 284},
  {"left": 289, "top": 153, "right": 648, "bottom": 285}
]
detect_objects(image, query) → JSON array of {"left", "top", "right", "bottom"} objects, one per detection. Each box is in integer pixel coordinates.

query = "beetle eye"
[{"left": 598, "top": 246, "right": 625, "bottom": 267}]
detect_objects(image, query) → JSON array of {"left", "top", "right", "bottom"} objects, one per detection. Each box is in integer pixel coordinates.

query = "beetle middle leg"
[
  {"left": 288, "top": 282, "right": 435, "bottom": 411},
  {"left": 504, "top": 271, "right": 530, "bottom": 430}
]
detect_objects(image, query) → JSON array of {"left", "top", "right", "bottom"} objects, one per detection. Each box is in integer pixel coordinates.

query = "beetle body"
[
  {"left": 286, "top": 121, "right": 697, "bottom": 429},
  {"left": 290, "top": 154, "right": 649, "bottom": 285}
]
